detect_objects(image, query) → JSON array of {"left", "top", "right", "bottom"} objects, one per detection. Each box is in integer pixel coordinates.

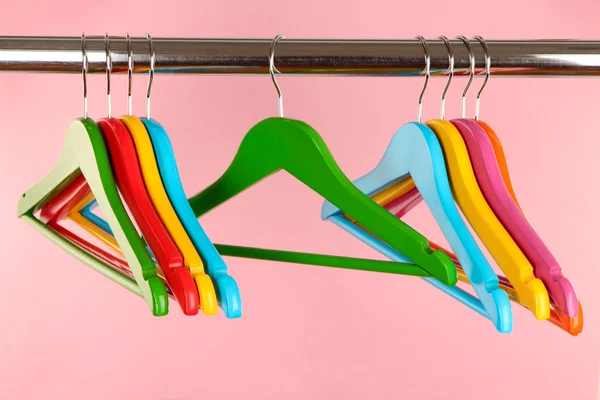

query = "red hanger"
[
  {"left": 39, "top": 174, "right": 90, "bottom": 224},
  {"left": 96, "top": 118, "right": 198, "bottom": 315}
]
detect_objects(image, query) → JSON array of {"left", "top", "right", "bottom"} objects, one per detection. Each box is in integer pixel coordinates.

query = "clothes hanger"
[
  {"left": 141, "top": 118, "right": 241, "bottom": 318},
  {"left": 424, "top": 37, "right": 549, "bottom": 320},
  {"left": 98, "top": 34, "right": 200, "bottom": 316},
  {"left": 51, "top": 181, "right": 434, "bottom": 277},
  {"left": 138, "top": 34, "right": 238, "bottom": 317},
  {"left": 322, "top": 36, "right": 511, "bottom": 332},
  {"left": 183, "top": 34, "right": 457, "bottom": 286},
  {"left": 61, "top": 182, "right": 446, "bottom": 278},
  {"left": 376, "top": 37, "right": 579, "bottom": 324},
  {"left": 379, "top": 183, "right": 583, "bottom": 335},
  {"left": 17, "top": 34, "right": 169, "bottom": 316},
  {"left": 453, "top": 36, "right": 577, "bottom": 317},
  {"left": 48, "top": 34, "right": 450, "bottom": 308},
  {"left": 119, "top": 35, "right": 217, "bottom": 315}
]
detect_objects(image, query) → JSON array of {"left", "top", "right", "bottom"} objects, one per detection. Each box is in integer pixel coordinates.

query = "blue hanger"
[
  {"left": 322, "top": 122, "right": 512, "bottom": 332},
  {"left": 323, "top": 36, "right": 511, "bottom": 332},
  {"left": 141, "top": 117, "right": 241, "bottom": 318}
]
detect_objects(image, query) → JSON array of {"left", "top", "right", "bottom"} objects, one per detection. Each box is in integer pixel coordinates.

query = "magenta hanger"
[{"left": 451, "top": 118, "right": 577, "bottom": 317}]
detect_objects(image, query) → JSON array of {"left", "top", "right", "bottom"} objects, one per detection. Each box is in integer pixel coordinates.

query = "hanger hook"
[
  {"left": 456, "top": 36, "right": 475, "bottom": 119},
  {"left": 438, "top": 36, "right": 454, "bottom": 120},
  {"left": 146, "top": 33, "right": 155, "bottom": 119},
  {"left": 81, "top": 33, "right": 88, "bottom": 119},
  {"left": 416, "top": 36, "right": 430, "bottom": 123},
  {"left": 126, "top": 33, "right": 133, "bottom": 116},
  {"left": 473, "top": 36, "right": 490, "bottom": 121},
  {"left": 269, "top": 34, "right": 285, "bottom": 118},
  {"left": 105, "top": 33, "right": 112, "bottom": 118}
]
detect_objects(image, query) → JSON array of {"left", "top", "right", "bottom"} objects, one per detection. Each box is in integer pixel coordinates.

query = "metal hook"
[
  {"left": 81, "top": 33, "right": 88, "bottom": 119},
  {"left": 126, "top": 33, "right": 133, "bottom": 116},
  {"left": 146, "top": 33, "right": 155, "bottom": 119},
  {"left": 473, "top": 36, "right": 490, "bottom": 121},
  {"left": 416, "top": 36, "right": 430, "bottom": 123},
  {"left": 105, "top": 33, "right": 112, "bottom": 118},
  {"left": 269, "top": 34, "right": 285, "bottom": 118},
  {"left": 456, "top": 36, "right": 475, "bottom": 118},
  {"left": 438, "top": 36, "right": 454, "bottom": 120}
]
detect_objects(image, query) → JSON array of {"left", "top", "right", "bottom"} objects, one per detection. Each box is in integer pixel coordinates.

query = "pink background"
[{"left": 0, "top": 0, "right": 599, "bottom": 399}]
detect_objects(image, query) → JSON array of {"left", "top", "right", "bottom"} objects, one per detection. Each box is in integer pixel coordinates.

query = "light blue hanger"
[
  {"left": 322, "top": 37, "right": 511, "bottom": 332},
  {"left": 141, "top": 117, "right": 241, "bottom": 318}
]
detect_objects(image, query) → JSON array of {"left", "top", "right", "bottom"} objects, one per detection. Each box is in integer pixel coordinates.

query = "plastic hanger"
[
  {"left": 453, "top": 36, "right": 576, "bottom": 317},
  {"left": 136, "top": 36, "right": 238, "bottom": 317},
  {"left": 379, "top": 182, "right": 583, "bottom": 335},
  {"left": 48, "top": 183, "right": 440, "bottom": 313},
  {"left": 424, "top": 38, "right": 548, "bottom": 319},
  {"left": 118, "top": 36, "right": 217, "bottom": 315},
  {"left": 142, "top": 117, "right": 241, "bottom": 318},
  {"left": 370, "top": 37, "right": 581, "bottom": 331},
  {"left": 62, "top": 161, "right": 443, "bottom": 277},
  {"left": 322, "top": 37, "right": 511, "bottom": 332},
  {"left": 99, "top": 34, "right": 199, "bottom": 315},
  {"left": 185, "top": 35, "right": 457, "bottom": 286},
  {"left": 17, "top": 34, "right": 168, "bottom": 316},
  {"left": 65, "top": 35, "right": 456, "bottom": 283},
  {"left": 49, "top": 182, "right": 432, "bottom": 277}
]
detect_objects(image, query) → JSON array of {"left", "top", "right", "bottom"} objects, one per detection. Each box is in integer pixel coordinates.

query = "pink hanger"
[
  {"left": 384, "top": 187, "right": 583, "bottom": 335},
  {"left": 451, "top": 118, "right": 577, "bottom": 317}
]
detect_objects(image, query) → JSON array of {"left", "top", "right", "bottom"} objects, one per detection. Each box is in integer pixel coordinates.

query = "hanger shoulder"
[
  {"left": 427, "top": 119, "right": 549, "bottom": 320},
  {"left": 99, "top": 118, "right": 199, "bottom": 315},
  {"left": 121, "top": 116, "right": 217, "bottom": 316},
  {"left": 188, "top": 118, "right": 283, "bottom": 217},
  {"left": 456, "top": 119, "right": 577, "bottom": 318},
  {"left": 18, "top": 119, "right": 90, "bottom": 217},
  {"left": 476, "top": 121, "right": 521, "bottom": 207},
  {"left": 142, "top": 118, "right": 241, "bottom": 318},
  {"left": 120, "top": 116, "right": 204, "bottom": 271}
]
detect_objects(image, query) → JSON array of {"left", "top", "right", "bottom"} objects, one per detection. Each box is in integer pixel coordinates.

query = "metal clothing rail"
[{"left": 0, "top": 36, "right": 600, "bottom": 76}]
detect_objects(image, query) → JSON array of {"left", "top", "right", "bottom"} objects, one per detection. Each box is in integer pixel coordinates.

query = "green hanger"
[
  {"left": 17, "top": 119, "right": 169, "bottom": 316},
  {"left": 188, "top": 117, "right": 458, "bottom": 286},
  {"left": 24, "top": 211, "right": 431, "bottom": 302}
]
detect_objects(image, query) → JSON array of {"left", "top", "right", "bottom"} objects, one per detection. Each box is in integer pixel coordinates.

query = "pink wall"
[{"left": 0, "top": 0, "right": 598, "bottom": 398}]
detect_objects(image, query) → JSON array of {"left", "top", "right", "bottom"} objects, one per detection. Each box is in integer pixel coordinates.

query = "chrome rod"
[{"left": 0, "top": 36, "right": 599, "bottom": 76}]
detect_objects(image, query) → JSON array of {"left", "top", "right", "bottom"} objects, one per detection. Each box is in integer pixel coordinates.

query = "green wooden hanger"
[
  {"left": 17, "top": 119, "right": 169, "bottom": 315},
  {"left": 188, "top": 117, "right": 457, "bottom": 286}
]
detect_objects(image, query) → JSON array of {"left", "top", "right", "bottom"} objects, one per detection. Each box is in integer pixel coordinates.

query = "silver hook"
[
  {"left": 473, "top": 36, "right": 490, "bottom": 121},
  {"left": 438, "top": 36, "right": 454, "bottom": 120},
  {"left": 126, "top": 33, "right": 133, "bottom": 116},
  {"left": 456, "top": 36, "right": 475, "bottom": 118},
  {"left": 269, "top": 34, "right": 285, "bottom": 118},
  {"left": 146, "top": 33, "right": 155, "bottom": 119},
  {"left": 105, "top": 33, "right": 112, "bottom": 118},
  {"left": 81, "top": 33, "right": 88, "bottom": 119},
  {"left": 416, "top": 36, "right": 430, "bottom": 123}
]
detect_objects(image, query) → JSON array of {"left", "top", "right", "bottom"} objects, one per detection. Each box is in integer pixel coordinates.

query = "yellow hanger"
[
  {"left": 120, "top": 115, "right": 218, "bottom": 316},
  {"left": 426, "top": 119, "right": 549, "bottom": 320}
]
